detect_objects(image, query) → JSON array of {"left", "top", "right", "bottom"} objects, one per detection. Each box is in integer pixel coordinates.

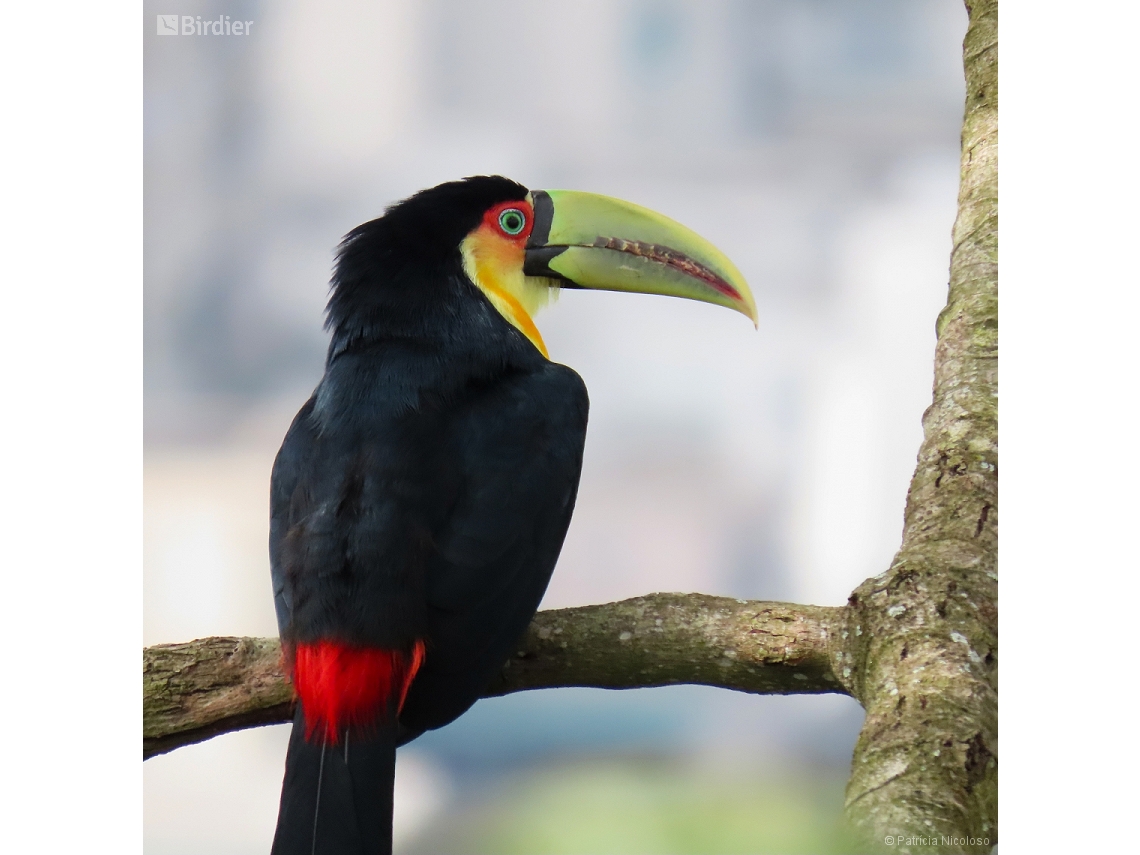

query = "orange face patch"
[{"left": 461, "top": 199, "right": 553, "bottom": 358}]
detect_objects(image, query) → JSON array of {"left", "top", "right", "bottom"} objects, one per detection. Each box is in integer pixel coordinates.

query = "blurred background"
[{"left": 143, "top": 1, "right": 967, "bottom": 852}]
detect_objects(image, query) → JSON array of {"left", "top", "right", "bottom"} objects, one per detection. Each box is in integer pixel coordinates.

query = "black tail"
[{"left": 271, "top": 709, "right": 397, "bottom": 855}]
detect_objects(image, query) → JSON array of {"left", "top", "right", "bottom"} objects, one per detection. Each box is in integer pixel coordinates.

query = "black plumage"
[{"left": 269, "top": 177, "right": 588, "bottom": 855}]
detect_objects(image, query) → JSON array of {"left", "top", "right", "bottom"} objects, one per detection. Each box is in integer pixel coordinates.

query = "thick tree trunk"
[
  {"left": 836, "top": 0, "right": 997, "bottom": 851},
  {"left": 144, "top": 2, "right": 997, "bottom": 851}
]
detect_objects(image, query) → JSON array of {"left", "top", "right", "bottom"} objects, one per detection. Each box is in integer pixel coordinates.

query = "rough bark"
[
  {"left": 836, "top": 1, "right": 998, "bottom": 851},
  {"left": 144, "top": 594, "right": 847, "bottom": 759},
  {"left": 144, "top": 636, "right": 294, "bottom": 760},
  {"left": 143, "top": 2, "right": 997, "bottom": 850}
]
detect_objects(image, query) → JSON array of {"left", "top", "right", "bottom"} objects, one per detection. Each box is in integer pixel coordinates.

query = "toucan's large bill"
[{"left": 524, "top": 189, "right": 757, "bottom": 325}]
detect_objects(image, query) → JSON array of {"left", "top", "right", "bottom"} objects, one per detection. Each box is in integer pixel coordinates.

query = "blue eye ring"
[{"left": 498, "top": 208, "right": 527, "bottom": 236}]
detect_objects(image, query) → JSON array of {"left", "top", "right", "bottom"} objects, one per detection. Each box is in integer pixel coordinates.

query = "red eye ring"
[{"left": 484, "top": 200, "right": 534, "bottom": 240}]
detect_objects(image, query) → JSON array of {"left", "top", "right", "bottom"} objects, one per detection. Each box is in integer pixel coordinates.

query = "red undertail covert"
[{"left": 291, "top": 640, "right": 425, "bottom": 744}]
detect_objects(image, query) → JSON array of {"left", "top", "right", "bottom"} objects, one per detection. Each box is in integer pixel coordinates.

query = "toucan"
[{"left": 269, "top": 176, "right": 755, "bottom": 854}]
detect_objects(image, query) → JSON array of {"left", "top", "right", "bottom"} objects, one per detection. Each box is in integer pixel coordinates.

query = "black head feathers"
[{"left": 325, "top": 176, "right": 529, "bottom": 345}]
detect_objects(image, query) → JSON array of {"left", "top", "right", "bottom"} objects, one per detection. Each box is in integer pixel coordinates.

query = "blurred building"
[{"left": 143, "top": 2, "right": 967, "bottom": 852}]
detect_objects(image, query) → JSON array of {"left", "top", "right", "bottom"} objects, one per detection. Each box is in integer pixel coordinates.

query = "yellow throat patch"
[{"left": 460, "top": 228, "right": 557, "bottom": 359}]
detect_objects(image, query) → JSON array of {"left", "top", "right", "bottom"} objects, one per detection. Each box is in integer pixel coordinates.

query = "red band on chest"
[{"left": 290, "top": 640, "right": 425, "bottom": 744}]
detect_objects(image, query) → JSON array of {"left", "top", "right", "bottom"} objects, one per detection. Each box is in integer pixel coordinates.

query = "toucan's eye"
[{"left": 498, "top": 208, "right": 526, "bottom": 236}]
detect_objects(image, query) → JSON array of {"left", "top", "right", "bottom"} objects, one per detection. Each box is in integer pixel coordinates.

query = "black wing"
[
  {"left": 269, "top": 395, "right": 317, "bottom": 640},
  {"left": 399, "top": 362, "right": 588, "bottom": 736},
  {"left": 270, "top": 377, "right": 452, "bottom": 650},
  {"left": 270, "top": 361, "right": 588, "bottom": 735}
]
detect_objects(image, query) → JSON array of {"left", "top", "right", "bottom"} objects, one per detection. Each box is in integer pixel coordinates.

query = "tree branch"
[{"left": 144, "top": 594, "right": 846, "bottom": 760}]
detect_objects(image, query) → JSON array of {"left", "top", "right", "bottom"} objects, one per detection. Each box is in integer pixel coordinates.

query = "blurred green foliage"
[{"left": 406, "top": 755, "right": 863, "bottom": 855}]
